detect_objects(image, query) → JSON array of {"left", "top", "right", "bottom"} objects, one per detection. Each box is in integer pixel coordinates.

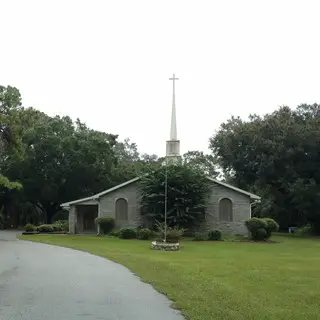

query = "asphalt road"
[{"left": 0, "top": 231, "right": 184, "bottom": 320}]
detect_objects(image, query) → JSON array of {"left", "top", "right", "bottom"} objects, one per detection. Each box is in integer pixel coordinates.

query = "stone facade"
[
  {"left": 66, "top": 178, "right": 258, "bottom": 235},
  {"left": 204, "top": 182, "right": 251, "bottom": 235},
  {"left": 98, "top": 182, "right": 141, "bottom": 229}
]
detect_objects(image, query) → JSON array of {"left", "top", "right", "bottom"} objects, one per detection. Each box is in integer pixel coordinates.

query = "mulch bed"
[{"left": 21, "top": 231, "right": 68, "bottom": 235}]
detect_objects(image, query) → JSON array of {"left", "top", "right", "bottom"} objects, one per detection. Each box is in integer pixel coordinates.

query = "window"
[
  {"left": 219, "top": 198, "right": 233, "bottom": 222},
  {"left": 115, "top": 198, "right": 128, "bottom": 220}
]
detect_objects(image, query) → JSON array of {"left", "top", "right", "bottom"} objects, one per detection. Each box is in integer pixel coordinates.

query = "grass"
[{"left": 19, "top": 234, "right": 320, "bottom": 320}]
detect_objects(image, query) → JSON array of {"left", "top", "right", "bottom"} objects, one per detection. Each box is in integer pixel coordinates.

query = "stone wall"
[
  {"left": 69, "top": 179, "right": 252, "bottom": 235},
  {"left": 99, "top": 181, "right": 141, "bottom": 229},
  {"left": 204, "top": 182, "right": 251, "bottom": 235}
]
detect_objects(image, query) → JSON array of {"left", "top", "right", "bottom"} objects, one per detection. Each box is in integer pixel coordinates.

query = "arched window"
[
  {"left": 115, "top": 198, "right": 128, "bottom": 220},
  {"left": 219, "top": 198, "right": 233, "bottom": 222}
]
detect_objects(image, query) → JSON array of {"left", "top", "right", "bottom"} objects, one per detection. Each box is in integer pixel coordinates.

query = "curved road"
[{"left": 0, "top": 231, "right": 184, "bottom": 320}]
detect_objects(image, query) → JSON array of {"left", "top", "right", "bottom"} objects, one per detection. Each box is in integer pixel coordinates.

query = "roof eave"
[
  {"left": 60, "top": 176, "right": 141, "bottom": 207},
  {"left": 206, "top": 177, "right": 261, "bottom": 200}
]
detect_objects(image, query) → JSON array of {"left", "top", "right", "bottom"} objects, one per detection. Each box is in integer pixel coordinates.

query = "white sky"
[{"left": 1, "top": 0, "right": 320, "bottom": 156}]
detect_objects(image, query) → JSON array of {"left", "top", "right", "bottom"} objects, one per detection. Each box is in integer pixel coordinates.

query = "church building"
[{"left": 62, "top": 74, "right": 260, "bottom": 235}]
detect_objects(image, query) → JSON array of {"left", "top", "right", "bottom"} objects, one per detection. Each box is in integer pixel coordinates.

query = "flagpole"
[{"left": 164, "top": 158, "right": 168, "bottom": 242}]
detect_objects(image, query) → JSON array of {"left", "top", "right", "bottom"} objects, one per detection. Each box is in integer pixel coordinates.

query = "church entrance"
[
  {"left": 83, "top": 210, "right": 96, "bottom": 230},
  {"left": 76, "top": 205, "right": 98, "bottom": 233}
]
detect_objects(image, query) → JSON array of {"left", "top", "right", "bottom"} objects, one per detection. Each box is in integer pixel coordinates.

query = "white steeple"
[
  {"left": 166, "top": 73, "right": 181, "bottom": 162},
  {"left": 170, "top": 74, "right": 178, "bottom": 140}
]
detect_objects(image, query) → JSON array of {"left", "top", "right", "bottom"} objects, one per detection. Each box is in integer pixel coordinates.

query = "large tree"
[
  {"left": 139, "top": 163, "right": 212, "bottom": 229},
  {"left": 209, "top": 104, "right": 320, "bottom": 232},
  {"left": 2, "top": 108, "right": 118, "bottom": 224},
  {"left": 0, "top": 85, "right": 23, "bottom": 228},
  {"left": 182, "top": 150, "right": 218, "bottom": 178},
  {"left": 111, "top": 138, "right": 162, "bottom": 184}
]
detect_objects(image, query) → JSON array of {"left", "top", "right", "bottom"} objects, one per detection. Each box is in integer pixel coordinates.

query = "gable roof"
[
  {"left": 206, "top": 177, "right": 260, "bottom": 200},
  {"left": 61, "top": 177, "right": 140, "bottom": 207},
  {"left": 61, "top": 176, "right": 260, "bottom": 208}
]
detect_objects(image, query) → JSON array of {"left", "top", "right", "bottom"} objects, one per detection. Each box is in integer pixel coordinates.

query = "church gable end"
[
  {"left": 99, "top": 181, "right": 140, "bottom": 228},
  {"left": 205, "top": 181, "right": 251, "bottom": 235}
]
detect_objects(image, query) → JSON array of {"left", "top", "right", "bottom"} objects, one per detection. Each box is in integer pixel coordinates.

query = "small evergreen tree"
[{"left": 139, "top": 163, "right": 212, "bottom": 229}]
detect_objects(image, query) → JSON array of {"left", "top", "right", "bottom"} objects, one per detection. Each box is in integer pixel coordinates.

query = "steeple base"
[
  {"left": 166, "top": 140, "right": 180, "bottom": 156},
  {"left": 165, "top": 140, "right": 181, "bottom": 165}
]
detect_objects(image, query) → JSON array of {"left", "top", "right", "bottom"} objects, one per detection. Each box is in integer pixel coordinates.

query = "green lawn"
[{"left": 19, "top": 235, "right": 320, "bottom": 320}]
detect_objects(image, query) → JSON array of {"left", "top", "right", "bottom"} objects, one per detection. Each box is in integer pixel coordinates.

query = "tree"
[
  {"left": 139, "top": 164, "right": 212, "bottom": 229},
  {"left": 2, "top": 108, "right": 118, "bottom": 224},
  {"left": 182, "top": 150, "right": 218, "bottom": 177},
  {"left": 209, "top": 104, "right": 320, "bottom": 233},
  {"left": 111, "top": 138, "right": 163, "bottom": 184},
  {"left": 0, "top": 85, "right": 22, "bottom": 190}
]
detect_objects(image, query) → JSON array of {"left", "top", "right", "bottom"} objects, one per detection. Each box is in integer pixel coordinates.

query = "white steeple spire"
[
  {"left": 166, "top": 73, "right": 181, "bottom": 161},
  {"left": 169, "top": 73, "right": 178, "bottom": 140}
]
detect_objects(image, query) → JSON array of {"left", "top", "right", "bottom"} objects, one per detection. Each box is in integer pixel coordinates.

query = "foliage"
[
  {"left": 245, "top": 217, "right": 278, "bottom": 241},
  {"left": 210, "top": 104, "right": 320, "bottom": 233},
  {"left": 95, "top": 217, "right": 115, "bottom": 234},
  {"left": 36, "top": 224, "right": 54, "bottom": 233},
  {"left": 182, "top": 150, "right": 218, "bottom": 177},
  {"left": 193, "top": 232, "right": 207, "bottom": 241},
  {"left": 109, "top": 229, "right": 120, "bottom": 237},
  {"left": 294, "top": 224, "right": 313, "bottom": 237},
  {"left": 254, "top": 228, "right": 268, "bottom": 241},
  {"left": 24, "top": 223, "right": 35, "bottom": 232},
  {"left": 207, "top": 229, "right": 222, "bottom": 241},
  {"left": 22, "top": 235, "right": 320, "bottom": 320},
  {"left": 112, "top": 138, "right": 162, "bottom": 184},
  {"left": 0, "top": 175, "right": 22, "bottom": 190},
  {"left": 0, "top": 85, "right": 23, "bottom": 191},
  {"left": 264, "top": 218, "right": 279, "bottom": 237},
  {"left": 0, "top": 86, "right": 163, "bottom": 227},
  {"left": 137, "top": 228, "right": 153, "bottom": 240},
  {"left": 54, "top": 220, "right": 69, "bottom": 232},
  {"left": 119, "top": 227, "right": 137, "bottom": 239},
  {"left": 155, "top": 222, "right": 184, "bottom": 243},
  {"left": 0, "top": 102, "right": 121, "bottom": 224},
  {"left": 139, "top": 164, "right": 212, "bottom": 229},
  {"left": 166, "top": 229, "right": 184, "bottom": 243},
  {"left": 52, "top": 210, "right": 69, "bottom": 222}
]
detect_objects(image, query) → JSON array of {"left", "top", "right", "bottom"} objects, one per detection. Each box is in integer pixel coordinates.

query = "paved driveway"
[{"left": 0, "top": 231, "right": 184, "bottom": 320}]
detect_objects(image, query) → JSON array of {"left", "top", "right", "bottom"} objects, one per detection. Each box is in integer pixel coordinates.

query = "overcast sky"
[{"left": 1, "top": 0, "right": 320, "bottom": 156}]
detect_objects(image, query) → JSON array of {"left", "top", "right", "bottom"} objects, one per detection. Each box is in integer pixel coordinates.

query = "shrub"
[
  {"left": 193, "top": 232, "right": 207, "bottom": 241},
  {"left": 155, "top": 222, "right": 184, "bottom": 243},
  {"left": 119, "top": 228, "right": 137, "bottom": 239},
  {"left": 95, "top": 217, "right": 115, "bottom": 234},
  {"left": 263, "top": 218, "right": 279, "bottom": 237},
  {"left": 137, "top": 228, "right": 153, "bottom": 240},
  {"left": 109, "top": 229, "right": 120, "bottom": 237},
  {"left": 255, "top": 228, "right": 268, "bottom": 240},
  {"left": 54, "top": 220, "right": 69, "bottom": 232},
  {"left": 245, "top": 217, "right": 279, "bottom": 241},
  {"left": 36, "top": 224, "right": 54, "bottom": 233},
  {"left": 24, "top": 223, "right": 35, "bottom": 232},
  {"left": 52, "top": 224, "right": 61, "bottom": 231},
  {"left": 245, "top": 217, "right": 267, "bottom": 232},
  {"left": 166, "top": 228, "right": 184, "bottom": 243},
  {"left": 295, "top": 224, "right": 312, "bottom": 237},
  {"left": 207, "top": 230, "right": 222, "bottom": 241}
]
